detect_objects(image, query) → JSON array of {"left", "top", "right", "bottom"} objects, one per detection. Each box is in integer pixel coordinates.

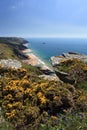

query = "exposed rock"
[
  {"left": 50, "top": 53, "right": 87, "bottom": 66},
  {"left": 50, "top": 53, "right": 87, "bottom": 84},
  {"left": 39, "top": 73, "right": 59, "bottom": 81},
  {"left": 53, "top": 69, "right": 75, "bottom": 84},
  {"left": 0, "top": 59, "right": 22, "bottom": 69}
]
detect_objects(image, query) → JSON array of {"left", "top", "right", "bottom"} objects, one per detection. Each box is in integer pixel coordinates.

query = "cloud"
[
  {"left": 11, "top": 5, "right": 16, "bottom": 9},
  {"left": 10, "top": 0, "right": 24, "bottom": 10}
]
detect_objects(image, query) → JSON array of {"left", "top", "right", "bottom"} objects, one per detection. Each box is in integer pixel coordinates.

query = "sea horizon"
[{"left": 26, "top": 37, "right": 87, "bottom": 66}]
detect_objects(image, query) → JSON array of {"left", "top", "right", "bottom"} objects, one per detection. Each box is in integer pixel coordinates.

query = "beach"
[
  {"left": 21, "top": 45, "right": 58, "bottom": 81},
  {"left": 22, "top": 48, "right": 52, "bottom": 70},
  {"left": 22, "top": 48, "right": 32, "bottom": 53}
]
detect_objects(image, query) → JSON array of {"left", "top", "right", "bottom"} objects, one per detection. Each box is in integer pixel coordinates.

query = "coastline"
[
  {"left": 22, "top": 47, "right": 52, "bottom": 70},
  {"left": 21, "top": 42, "right": 53, "bottom": 69},
  {"left": 21, "top": 42, "right": 59, "bottom": 81}
]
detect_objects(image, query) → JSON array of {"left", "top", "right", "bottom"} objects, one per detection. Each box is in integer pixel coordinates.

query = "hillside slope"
[{"left": 0, "top": 38, "right": 87, "bottom": 130}]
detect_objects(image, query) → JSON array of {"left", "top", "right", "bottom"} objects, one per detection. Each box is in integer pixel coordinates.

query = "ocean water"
[{"left": 27, "top": 38, "right": 87, "bottom": 65}]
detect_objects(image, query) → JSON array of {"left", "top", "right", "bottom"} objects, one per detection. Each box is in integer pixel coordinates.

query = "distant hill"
[
  {"left": 0, "top": 37, "right": 28, "bottom": 60},
  {"left": 0, "top": 37, "right": 28, "bottom": 45}
]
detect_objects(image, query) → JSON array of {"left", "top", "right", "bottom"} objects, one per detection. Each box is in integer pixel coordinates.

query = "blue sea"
[{"left": 27, "top": 38, "right": 87, "bottom": 66}]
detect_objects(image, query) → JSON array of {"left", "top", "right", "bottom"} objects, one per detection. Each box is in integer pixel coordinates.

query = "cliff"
[
  {"left": 0, "top": 38, "right": 87, "bottom": 130},
  {"left": 0, "top": 37, "right": 28, "bottom": 60},
  {"left": 50, "top": 52, "right": 87, "bottom": 89},
  {"left": 51, "top": 52, "right": 87, "bottom": 66}
]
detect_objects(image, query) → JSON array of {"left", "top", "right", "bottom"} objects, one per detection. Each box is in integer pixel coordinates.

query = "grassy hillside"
[
  {"left": 0, "top": 37, "right": 42, "bottom": 74},
  {"left": 0, "top": 37, "right": 87, "bottom": 130},
  {"left": 0, "top": 37, "right": 28, "bottom": 60}
]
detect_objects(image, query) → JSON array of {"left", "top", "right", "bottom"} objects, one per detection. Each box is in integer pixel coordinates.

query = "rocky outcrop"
[
  {"left": 50, "top": 53, "right": 87, "bottom": 84},
  {"left": 53, "top": 69, "right": 75, "bottom": 84},
  {"left": 0, "top": 59, "right": 22, "bottom": 69},
  {"left": 51, "top": 53, "right": 87, "bottom": 66}
]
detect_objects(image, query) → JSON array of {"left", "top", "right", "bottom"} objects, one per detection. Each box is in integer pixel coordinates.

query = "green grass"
[
  {"left": 38, "top": 113, "right": 87, "bottom": 130},
  {"left": 0, "top": 37, "right": 43, "bottom": 75},
  {"left": 58, "top": 65, "right": 70, "bottom": 72},
  {"left": 0, "top": 37, "right": 28, "bottom": 60},
  {"left": 0, "top": 38, "right": 87, "bottom": 130},
  {"left": 76, "top": 81, "right": 87, "bottom": 90},
  {"left": 0, "top": 109, "right": 13, "bottom": 130},
  {"left": 0, "top": 43, "right": 18, "bottom": 59},
  {"left": 0, "top": 112, "right": 87, "bottom": 130},
  {"left": 0, "top": 125, "right": 13, "bottom": 130},
  {"left": 56, "top": 59, "right": 87, "bottom": 91},
  {"left": 22, "top": 63, "right": 42, "bottom": 75}
]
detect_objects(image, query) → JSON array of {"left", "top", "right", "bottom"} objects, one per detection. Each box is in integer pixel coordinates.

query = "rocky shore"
[
  {"left": 50, "top": 52, "right": 87, "bottom": 66},
  {"left": 50, "top": 52, "right": 87, "bottom": 83}
]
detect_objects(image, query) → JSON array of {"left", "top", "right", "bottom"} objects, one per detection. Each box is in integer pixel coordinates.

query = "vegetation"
[
  {"left": 0, "top": 37, "right": 28, "bottom": 59},
  {"left": 57, "top": 58, "right": 87, "bottom": 90},
  {"left": 0, "top": 38, "right": 87, "bottom": 130},
  {"left": 0, "top": 65, "right": 87, "bottom": 130},
  {"left": 38, "top": 113, "right": 87, "bottom": 130},
  {"left": 0, "top": 37, "right": 42, "bottom": 74}
]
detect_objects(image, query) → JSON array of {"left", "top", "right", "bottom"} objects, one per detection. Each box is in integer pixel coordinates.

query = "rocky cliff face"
[
  {"left": 51, "top": 52, "right": 87, "bottom": 66},
  {"left": 50, "top": 53, "right": 87, "bottom": 86}
]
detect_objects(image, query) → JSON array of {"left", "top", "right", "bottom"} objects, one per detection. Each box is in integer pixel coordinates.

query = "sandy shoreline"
[
  {"left": 22, "top": 48, "right": 32, "bottom": 53},
  {"left": 22, "top": 48, "right": 52, "bottom": 70},
  {"left": 21, "top": 45, "right": 59, "bottom": 81}
]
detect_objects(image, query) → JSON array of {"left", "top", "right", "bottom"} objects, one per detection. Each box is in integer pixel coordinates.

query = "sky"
[{"left": 0, "top": 0, "right": 87, "bottom": 38}]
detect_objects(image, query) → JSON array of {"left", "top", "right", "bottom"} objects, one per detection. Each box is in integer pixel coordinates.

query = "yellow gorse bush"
[
  {"left": 6, "top": 109, "right": 16, "bottom": 119},
  {"left": 37, "top": 92, "right": 46, "bottom": 104}
]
